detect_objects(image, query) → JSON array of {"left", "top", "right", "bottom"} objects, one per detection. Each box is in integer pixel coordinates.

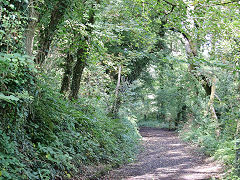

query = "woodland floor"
[{"left": 102, "top": 127, "right": 223, "bottom": 180}]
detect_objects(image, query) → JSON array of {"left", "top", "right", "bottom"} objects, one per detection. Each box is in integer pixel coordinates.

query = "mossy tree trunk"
[
  {"left": 35, "top": 0, "right": 69, "bottom": 64},
  {"left": 25, "top": 0, "right": 37, "bottom": 56},
  {"left": 60, "top": 53, "right": 74, "bottom": 94},
  {"left": 68, "top": 1, "right": 97, "bottom": 100},
  {"left": 69, "top": 41, "right": 88, "bottom": 100},
  {"left": 177, "top": 29, "right": 220, "bottom": 136}
]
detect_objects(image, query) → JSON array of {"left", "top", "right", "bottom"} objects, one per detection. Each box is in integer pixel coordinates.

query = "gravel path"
[{"left": 103, "top": 127, "right": 222, "bottom": 180}]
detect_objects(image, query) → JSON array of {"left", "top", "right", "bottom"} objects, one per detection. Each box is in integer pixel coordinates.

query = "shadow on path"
[{"left": 103, "top": 127, "right": 222, "bottom": 180}]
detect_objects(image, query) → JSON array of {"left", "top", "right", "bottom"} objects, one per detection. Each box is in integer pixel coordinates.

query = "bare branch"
[{"left": 169, "top": 28, "right": 190, "bottom": 42}]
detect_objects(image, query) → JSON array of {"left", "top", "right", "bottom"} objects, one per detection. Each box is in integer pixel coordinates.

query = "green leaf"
[
  {"left": 9, "top": 4, "right": 14, "bottom": 9},
  {"left": 0, "top": 93, "right": 19, "bottom": 103},
  {"left": 46, "top": 154, "right": 51, "bottom": 159}
]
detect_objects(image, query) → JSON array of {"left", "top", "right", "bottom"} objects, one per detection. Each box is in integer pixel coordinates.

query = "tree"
[
  {"left": 35, "top": 0, "right": 70, "bottom": 64},
  {"left": 68, "top": 0, "right": 99, "bottom": 100}
]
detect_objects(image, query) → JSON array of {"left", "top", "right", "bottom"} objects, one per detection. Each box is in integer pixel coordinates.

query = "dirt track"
[{"left": 103, "top": 127, "right": 222, "bottom": 180}]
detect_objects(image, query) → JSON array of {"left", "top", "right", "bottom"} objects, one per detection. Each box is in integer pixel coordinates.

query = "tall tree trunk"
[
  {"left": 206, "top": 76, "right": 220, "bottom": 137},
  {"left": 60, "top": 53, "right": 74, "bottom": 94},
  {"left": 25, "top": 0, "right": 37, "bottom": 56},
  {"left": 69, "top": 43, "right": 87, "bottom": 100},
  {"left": 35, "top": 0, "right": 69, "bottom": 64},
  {"left": 111, "top": 65, "right": 122, "bottom": 117},
  {"left": 180, "top": 29, "right": 220, "bottom": 137},
  {"left": 207, "top": 77, "right": 217, "bottom": 118},
  {"left": 182, "top": 31, "right": 212, "bottom": 97},
  {"left": 67, "top": 1, "right": 97, "bottom": 100},
  {"left": 115, "top": 65, "right": 122, "bottom": 97}
]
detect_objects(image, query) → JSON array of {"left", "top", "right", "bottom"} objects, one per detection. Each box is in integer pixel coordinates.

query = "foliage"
[
  {"left": 0, "top": 0, "right": 27, "bottom": 53},
  {"left": 0, "top": 54, "right": 140, "bottom": 179},
  {"left": 1, "top": 0, "right": 240, "bottom": 179}
]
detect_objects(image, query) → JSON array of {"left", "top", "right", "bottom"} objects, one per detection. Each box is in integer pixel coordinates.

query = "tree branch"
[{"left": 169, "top": 27, "right": 190, "bottom": 42}]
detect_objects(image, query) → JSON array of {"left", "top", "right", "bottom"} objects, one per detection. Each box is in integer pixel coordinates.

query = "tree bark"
[
  {"left": 25, "top": 0, "right": 37, "bottom": 56},
  {"left": 115, "top": 65, "right": 122, "bottom": 97},
  {"left": 181, "top": 31, "right": 212, "bottom": 96},
  {"left": 111, "top": 65, "right": 122, "bottom": 117},
  {"left": 69, "top": 43, "right": 87, "bottom": 100},
  {"left": 207, "top": 77, "right": 217, "bottom": 116},
  {"left": 175, "top": 28, "right": 220, "bottom": 136},
  {"left": 206, "top": 76, "right": 220, "bottom": 137},
  {"left": 67, "top": 1, "right": 97, "bottom": 100},
  {"left": 35, "top": 0, "right": 69, "bottom": 64},
  {"left": 60, "top": 53, "right": 74, "bottom": 94}
]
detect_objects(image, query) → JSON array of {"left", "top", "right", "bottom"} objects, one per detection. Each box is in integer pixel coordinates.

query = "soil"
[{"left": 102, "top": 127, "right": 223, "bottom": 180}]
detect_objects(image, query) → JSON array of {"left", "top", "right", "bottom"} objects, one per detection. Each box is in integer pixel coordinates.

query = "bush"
[{"left": 0, "top": 53, "right": 140, "bottom": 179}]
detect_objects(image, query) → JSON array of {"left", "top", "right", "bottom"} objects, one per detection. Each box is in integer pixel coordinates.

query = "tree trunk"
[
  {"left": 183, "top": 33, "right": 212, "bottom": 97},
  {"left": 60, "top": 53, "right": 74, "bottom": 94},
  {"left": 25, "top": 0, "right": 37, "bottom": 56},
  {"left": 144, "top": 114, "right": 147, "bottom": 121},
  {"left": 35, "top": 0, "right": 69, "bottom": 64},
  {"left": 207, "top": 77, "right": 217, "bottom": 118},
  {"left": 206, "top": 76, "right": 220, "bottom": 137},
  {"left": 111, "top": 65, "right": 122, "bottom": 117},
  {"left": 115, "top": 65, "right": 122, "bottom": 97},
  {"left": 67, "top": 0, "right": 97, "bottom": 100},
  {"left": 177, "top": 29, "right": 220, "bottom": 136},
  {"left": 157, "top": 112, "right": 160, "bottom": 121},
  {"left": 69, "top": 44, "right": 87, "bottom": 100}
]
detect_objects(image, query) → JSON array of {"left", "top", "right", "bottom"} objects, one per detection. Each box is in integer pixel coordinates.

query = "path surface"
[{"left": 103, "top": 127, "right": 222, "bottom": 180}]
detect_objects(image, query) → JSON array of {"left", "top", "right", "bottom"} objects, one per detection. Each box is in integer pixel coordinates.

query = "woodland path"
[{"left": 103, "top": 127, "right": 222, "bottom": 180}]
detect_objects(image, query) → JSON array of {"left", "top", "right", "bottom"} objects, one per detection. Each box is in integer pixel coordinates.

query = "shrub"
[{"left": 0, "top": 53, "right": 140, "bottom": 179}]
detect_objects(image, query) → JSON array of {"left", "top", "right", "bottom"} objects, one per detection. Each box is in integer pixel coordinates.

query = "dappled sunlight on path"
[{"left": 104, "top": 127, "right": 222, "bottom": 180}]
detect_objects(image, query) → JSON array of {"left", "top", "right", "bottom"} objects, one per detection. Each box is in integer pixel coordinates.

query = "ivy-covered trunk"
[
  {"left": 25, "top": 0, "right": 37, "bottom": 56},
  {"left": 69, "top": 43, "right": 87, "bottom": 100},
  {"left": 68, "top": 2, "right": 95, "bottom": 100},
  {"left": 183, "top": 31, "right": 220, "bottom": 137},
  {"left": 35, "top": 0, "right": 69, "bottom": 64},
  {"left": 60, "top": 53, "right": 74, "bottom": 94}
]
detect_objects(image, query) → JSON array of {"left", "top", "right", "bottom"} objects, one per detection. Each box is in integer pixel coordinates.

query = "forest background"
[{"left": 0, "top": 0, "right": 240, "bottom": 179}]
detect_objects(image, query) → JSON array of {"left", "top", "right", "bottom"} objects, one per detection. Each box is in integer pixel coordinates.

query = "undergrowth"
[
  {"left": 180, "top": 118, "right": 240, "bottom": 179},
  {"left": 0, "top": 54, "right": 140, "bottom": 179}
]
